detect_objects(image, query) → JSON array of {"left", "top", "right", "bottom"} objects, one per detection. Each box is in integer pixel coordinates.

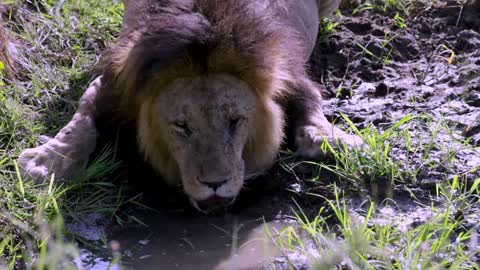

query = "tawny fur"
[
  {"left": 19, "top": 0, "right": 362, "bottom": 212},
  {"left": 94, "top": 0, "right": 309, "bottom": 201}
]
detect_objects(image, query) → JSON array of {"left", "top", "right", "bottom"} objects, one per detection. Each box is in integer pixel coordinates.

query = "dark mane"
[{"left": 99, "top": 0, "right": 307, "bottom": 117}]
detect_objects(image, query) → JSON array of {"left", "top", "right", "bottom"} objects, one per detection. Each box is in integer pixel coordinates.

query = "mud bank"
[{"left": 312, "top": 4, "right": 480, "bottom": 182}]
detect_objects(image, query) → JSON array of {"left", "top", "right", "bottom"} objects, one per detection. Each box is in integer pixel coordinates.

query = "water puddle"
[{"left": 113, "top": 212, "right": 288, "bottom": 270}]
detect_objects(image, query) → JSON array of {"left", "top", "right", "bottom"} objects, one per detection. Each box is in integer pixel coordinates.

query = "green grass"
[
  {"left": 349, "top": 0, "right": 477, "bottom": 18},
  {"left": 318, "top": 18, "right": 340, "bottom": 41},
  {"left": 0, "top": 0, "right": 126, "bottom": 268},
  {"left": 270, "top": 178, "right": 479, "bottom": 269},
  {"left": 320, "top": 115, "right": 420, "bottom": 185},
  {"left": 349, "top": 0, "right": 441, "bottom": 15},
  {"left": 273, "top": 114, "right": 480, "bottom": 269},
  {"left": 282, "top": 113, "right": 478, "bottom": 196},
  {"left": 321, "top": 114, "right": 476, "bottom": 186}
]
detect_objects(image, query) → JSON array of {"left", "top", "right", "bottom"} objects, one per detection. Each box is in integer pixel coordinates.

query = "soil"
[
  {"left": 77, "top": 3, "right": 480, "bottom": 270},
  {"left": 312, "top": 2, "right": 480, "bottom": 184}
]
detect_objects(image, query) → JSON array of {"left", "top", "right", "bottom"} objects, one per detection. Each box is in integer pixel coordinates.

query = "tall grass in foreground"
[
  {"left": 1, "top": 1, "right": 125, "bottom": 268},
  {"left": 270, "top": 178, "right": 479, "bottom": 269},
  {"left": 0, "top": 149, "right": 124, "bottom": 269},
  {"left": 269, "top": 114, "right": 480, "bottom": 269}
]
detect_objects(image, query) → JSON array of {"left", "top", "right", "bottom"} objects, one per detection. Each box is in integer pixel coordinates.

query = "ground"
[{"left": 0, "top": 1, "right": 479, "bottom": 269}]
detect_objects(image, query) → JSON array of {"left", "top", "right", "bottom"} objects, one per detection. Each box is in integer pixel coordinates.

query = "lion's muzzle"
[{"left": 192, "top": 195, "right": 235, "bottom": 213}]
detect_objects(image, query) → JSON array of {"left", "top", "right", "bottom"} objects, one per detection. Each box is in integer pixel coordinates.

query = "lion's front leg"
[
  {"left": 18, "top": 77, "right": 103, "bottom": 181},
  {"left": 292, "top": 79, "right": 363, "bottom": 158}
]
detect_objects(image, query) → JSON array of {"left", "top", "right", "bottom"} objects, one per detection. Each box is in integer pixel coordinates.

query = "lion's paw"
[
  {"left": 18, "top": 77, "right": 102, "bottom": 182},
  {"left": 295, "top": 125, "right": 364, "bottom": 158},
  {"left": 18, "top": 139, "right": 83, "bottom": 182}
]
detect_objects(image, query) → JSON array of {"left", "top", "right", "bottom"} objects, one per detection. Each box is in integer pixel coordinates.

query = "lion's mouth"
[{"left": 190, "top": 195, "right": 235, "bottom": 214}]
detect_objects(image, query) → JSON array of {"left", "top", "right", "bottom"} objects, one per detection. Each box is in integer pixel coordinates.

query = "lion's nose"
[{"left": 199, "top": 179, "right": 228, "bottom": 190}]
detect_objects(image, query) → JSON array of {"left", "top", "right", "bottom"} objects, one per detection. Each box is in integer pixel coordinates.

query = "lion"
[{"left": 18, "top": 0, "right": 362, "bottom": 213}]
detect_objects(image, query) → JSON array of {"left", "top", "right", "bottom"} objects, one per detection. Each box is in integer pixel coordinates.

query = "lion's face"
[{"left": 139, "top": 74, "right": 257, "bottom": 212}]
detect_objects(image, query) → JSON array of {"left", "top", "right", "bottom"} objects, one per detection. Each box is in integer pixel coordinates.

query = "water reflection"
[
  {"left": 213, "top": 220, "right": 282, "bottom": 270},
  {"left": 114, "top": 211, "right": 288, "bottom": 270}
]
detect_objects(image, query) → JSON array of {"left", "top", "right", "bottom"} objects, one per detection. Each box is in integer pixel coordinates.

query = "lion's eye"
[
  {"left": 229, "top": 118, "right": 243, "bottom": 135},
  {"left": 172, "top": 121, "right": 191, "bottom": 136}
]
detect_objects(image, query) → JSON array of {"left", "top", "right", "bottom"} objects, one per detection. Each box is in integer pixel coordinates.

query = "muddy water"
[
  {"left": 114, "top": 212, "right": 287, "bottom": 270},
  {"left": 91, "top": 168, "right": 300, "bottom": 270},
  {"left": 75, "top": 194, "right": 297, "bottom": 270}
]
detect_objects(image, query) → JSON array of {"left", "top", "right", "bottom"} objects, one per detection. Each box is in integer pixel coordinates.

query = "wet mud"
[
  {"left": 312, "top": 3, "right": 480, "bottom": 182},
  {"left": 77, "top": 3, "right": 480, "bottom": 270}
]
